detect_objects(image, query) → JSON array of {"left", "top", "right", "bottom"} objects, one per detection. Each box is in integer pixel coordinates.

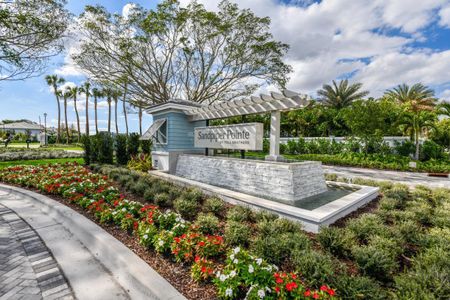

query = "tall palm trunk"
[
  {"left": 122, "top": 83, "right": 128, "bottom": 136},
  {"left": 73, "top": 94, "right": 81, "bottom": 143},
  {"left": 53, "top": 84, "right": 61, "bottom": 144},
  {"left": 114, "top": 96, "right": 119, "bottom": 135},
  {"left": 107, "top": 97, "right": 112, "bottom": 134},
  {"left": 85, "top": 93, "right": 89, "bottom": 136},
  {"left": 138, "top": 106, "right": 143, "bottom": 135},
  {"left": 64, "top": 96, "right": 69, "bottom": 144},
  {"left": 94, "top": 95, "right": 98, "bottom": 134},
  {"left": 414, "top": 118, "right": 420, "bottom": 160}
]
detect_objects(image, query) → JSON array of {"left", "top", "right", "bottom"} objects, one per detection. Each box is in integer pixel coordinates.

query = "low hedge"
[{"left": 0, "top": 149, "right": 83, "bottom": 162}]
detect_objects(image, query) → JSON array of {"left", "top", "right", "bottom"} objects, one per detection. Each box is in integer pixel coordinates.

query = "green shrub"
[
  {"left": 420, "top": 140, "right": 445, "bottom": 161},
  {"left": 174, "top": 197, "right": 199, "bottom": 220},
  {"left": 118, "top": 174, "right": 132, "bottom": 186},
  {"left": 331, "top": 275, "right": 387, "bottom": 300},
  {"left": 317, "top": 226, "right": 355, "bottom": 258},
  {"left": 256, "top": 218, "right": 302, "bottom": 236},
  {"left": 383, "top": 184, "right": 409, "bottom": 202},
  {"left": 432, "top": 203, "right": 450, "bottom": 228},
  {"left": 182, "top": 188, "right": 203, "bottom": 203},
  {"left": 115, "top": 134, "right": 129, "bottom": 165},
  {"left": 154, "top": 193, "right": 171, "bottom": 207},
  {"left": 378, "top": 196, "right": 401, "bottom": 211},
  {"left": 167, "top": 187, "right": 182, "bottom": 201},
  {"left": 81, "top": 134, "right": 91, "bottom": 165},
  {"left": 394, "top": 247, "right": 450, "bottom": 299},
  {"left": 347, "top": 214, "right": 389, "bottom": 242},
  {"left": 203, "top": 197, "right": 225, "bottom": 216},
  {"left": 143, "top": 188, "right": 155, "bottom": 202},
  {"left": 226, "top": 205, "right": 253, "bottom": 222},
  {"left": 391, "top": 220, "right": 423, "bottom": 246},
  {"left": 132, "top": 180, "right": 148, "bottom": 196},
  {"left": 140, "top": 139, "right": 152, "bottom": 155},
  {"left": 352, "top": 236, "right": 400, "bottom": 282},
  {"left": 224, "top": 221, "right": 251, "bottom": 247},
  {"left": 291, "top": 249, "right": 336, "bottom": 288},
  {"left": 194, "top": 213, "right": 219, "bottom": 235},
  {"left": 253, "top": 209, "right": 279, "bottom": 222},
  {"left": 127, "top": 132, "right": 140, "bottom": 156},
  {"left": 406, "top": 201, "right": 434, "bottom": 226},
  {"left": 252, "top": 232, "right": 310, "bottom": 265},
  {"left": 127, "top": 154, "right": 152, "bottom": 172},
  {"left": 421, "top": 228, "right": 450, "bottom": 251},
  {"left": 96, "top": 132, "right": 114, "bottom": 164},
  {"left": 324, "top": 173, "right": 338, "bottom": 181}
]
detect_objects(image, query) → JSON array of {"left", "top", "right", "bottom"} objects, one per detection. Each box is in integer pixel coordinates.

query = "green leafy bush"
[
  {"left": 81, "top": 134, "right": 91, "bottom": 165},
  {"left": 154, "top": 193, "right": 171, "bottom": 207},
  {"left": 352, "top": 236, "right": 400, "bottom": 282},
  {"left": 394, "top": 247, "right": 450, "bottom": 299},
  {"left": 174, "top": 197, "right": 199, "bottom": 220},
  {"left": 224, "top": 221, "right": 251, "bottom": 247},
  {"left": 194, "top": 213, "right": 219, "bottom": 235},
  {"left": 420, "top": 140, "right": 445, "bottom": 161},
  {"left": 127, "top": 154, "right": 152, "bottom": 172},
  {"left": 317, "top": 226, "right": 355, "bottom": 258},
  {"left": 182, "top": 188, "right": 203, "bottom": 203},
  {"left": 347, "top": 214, "right": 389, "bottom": 242},
  {"left": 140, "top": 139, "right": 152, "bottom": 155},
  {"left": 203, "top": 197, "right": 225, "bottom": 216},
  {"left": 383, "top": 184, "right": 409, "bottom": 202},
  {"left": 132, "top": 179, "right": 148, "bottom": 196},
  {"left": 253, "top": 209, "right": 279, "bottom": 222},
  {"left": 96, "top": 132, "right": 114, "bottom": 164},
  {"left": 127, "top": 133, "right": 140, "bottom": 157},
  {"left": 115, "top": 134, "right": 129, "bottom": 165},
  {"left": 226, "top": 205, "right": 253, "bottom": 222},
  {"left": 331, "top": 275, "right": 387, "bottom": 300},
  {"left": 291, "top": 249, "right": 336, "bottom": 288},
  {"left": 252, "top": 231, "right": 310, "bottom": 265}
]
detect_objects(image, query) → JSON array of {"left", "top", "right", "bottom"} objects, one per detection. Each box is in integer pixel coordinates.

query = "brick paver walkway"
[{"left": 0, "top": 204, "right": 74, "bottom": 300}]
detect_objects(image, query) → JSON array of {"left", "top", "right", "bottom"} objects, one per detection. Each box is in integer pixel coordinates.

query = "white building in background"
[{"left": 0, "top": 121, "right": 43, "bottom": 139}]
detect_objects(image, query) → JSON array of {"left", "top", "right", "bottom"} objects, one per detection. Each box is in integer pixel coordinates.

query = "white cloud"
[
  {"left": 122, "top": 3, "right": 138, "bottom": 19},
  {"left": 439, "top": 4, "right": 450, "bottom": 27}
]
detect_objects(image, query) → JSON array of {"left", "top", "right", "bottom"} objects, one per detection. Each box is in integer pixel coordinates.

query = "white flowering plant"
[
  {"left": 137, "top": 222, "right": 158, "bottom": 248},
  {"left": 213, "top": 247, "right": 277, "bottom": 299}
]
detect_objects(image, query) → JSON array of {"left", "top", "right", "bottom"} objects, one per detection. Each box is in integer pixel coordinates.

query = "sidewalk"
[
  {"left": 323, "top": 165, "right": 450, "bottom": 189},
  {"left": 0, "top": 184, "right": 186, "bottom": 300}
]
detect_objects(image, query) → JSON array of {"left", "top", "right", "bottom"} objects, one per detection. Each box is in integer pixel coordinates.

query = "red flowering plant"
[
  {"left": 302, "top": 285, "right": 335, "bottom": 299},
  {"left": 87, "top": 199, "right": 111, "bottom": 220},
  {"left": 111, "top": 200, "right": 143, "bottom": 225},
  {"left": 273, "top": 273, "right": 336, "bottom": 300},
  {"left": 170, "top": 231, "right": 202, "bottom": 262},
  {"left": 196, "top": 235, "right": 226, "bottom": 259},
  {"left": 138, "top": 204, "right": 160, "bottom": 223},
  {"left": 120, "top": 213, "right": 139, "bottom": 234},
  {"left": 191, "top": 256, "right": 215, "bottom": 282}
]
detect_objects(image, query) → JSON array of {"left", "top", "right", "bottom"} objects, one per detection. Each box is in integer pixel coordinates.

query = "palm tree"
[
  {"left": 112, "top": 89, "right": 121, "bottom": 135},
  {"left": 317, "top": 79, "right": 369, "bottom": 109},
  {"left": 91, "top": 88, "right": 102, "bottom": 134},
  {"left": 68, "top": 86, "right": 81, "bottom": 143},
  {"left": 79, "top": 81, "right": 91, "bottom": 136},
  {"left": 438, "top": 101, "right": 450, "bottom": 118},
  {"left": 104, "top": 88, "right": 112, "bottom": 134},
  {"left": 385, "top": 83, "right": 437, "bottom": 159},
  {"left": 62, "top": 89, "right": 71, "bottom": 144},
  {"left": 122, "top": 81, "right": 129, "bottom": 136},
  {"left": 45, "top": 75, "right": 65, "bottom": 144}
]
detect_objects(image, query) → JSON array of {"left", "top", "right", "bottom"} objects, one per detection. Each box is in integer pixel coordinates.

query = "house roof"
[
  {"left": 145, "top": 99, "right": 204, "bottom": 115},
  {"left": 0, "top": 122, "right": 43, "bottom": 130}
]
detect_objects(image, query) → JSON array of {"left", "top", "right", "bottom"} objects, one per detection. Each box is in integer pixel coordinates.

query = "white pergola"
[{"left": 185, "top": 90, "right": 311, "bottom": 160}]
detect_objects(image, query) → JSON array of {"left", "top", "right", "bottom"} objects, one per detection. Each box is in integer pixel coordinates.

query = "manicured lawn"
[{"left": 0, "top": 158, "right": 84, "bottom": 169}]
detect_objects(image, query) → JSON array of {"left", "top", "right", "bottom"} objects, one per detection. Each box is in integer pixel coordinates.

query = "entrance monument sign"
[{"left": 194, "top": 123, "right": 263, "bottom": 150}]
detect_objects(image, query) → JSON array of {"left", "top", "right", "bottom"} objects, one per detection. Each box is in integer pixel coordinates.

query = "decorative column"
[{"left": 265, "top": 110, "right": 284, "bottom": 161}]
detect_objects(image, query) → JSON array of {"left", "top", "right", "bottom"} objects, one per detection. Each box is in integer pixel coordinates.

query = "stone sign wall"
[{"left": 175, "top": 154, "right": 327, "bottom": 203}]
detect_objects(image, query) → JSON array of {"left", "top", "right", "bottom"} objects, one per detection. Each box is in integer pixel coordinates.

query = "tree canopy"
[
  {"left": 73, "top": 0, "right": 292, "bottom": 105},
  {"left": 0, "top": 0, "right": 69, "bottom": 80}
]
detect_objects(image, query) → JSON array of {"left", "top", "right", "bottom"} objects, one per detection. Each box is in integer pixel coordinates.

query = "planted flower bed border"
[{"left": 0, "top": 163, "right": 335, "bottom": 300}]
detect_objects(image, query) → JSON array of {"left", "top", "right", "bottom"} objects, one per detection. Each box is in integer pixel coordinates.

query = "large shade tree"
[
  {"left": 385, "top": 83, "right": 437, "bottom": 159},
  {"left": 317, "top": 79, "right": 369, "bottom": 110},
  {"left": 0, "top": 0, "right": 69, "bottom": 81},
  {"left": 72, "top": 0, "right": 291, "bottom": 105}
]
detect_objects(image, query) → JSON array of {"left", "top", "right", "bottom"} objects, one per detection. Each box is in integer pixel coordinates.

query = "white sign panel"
[{"left": 194, "top": 123, "right": 263, "bottom": 150}]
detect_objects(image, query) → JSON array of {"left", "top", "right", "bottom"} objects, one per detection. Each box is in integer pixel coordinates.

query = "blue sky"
[{"left": 1, "top": 0, "right": 450, "bottom": 134}]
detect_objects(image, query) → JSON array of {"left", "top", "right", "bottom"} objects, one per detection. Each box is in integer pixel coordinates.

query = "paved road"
[
  {"left": 323, "top": 165, "right": 450, "bottom": 189},
  {"left": 0, "top": 204, "right": 73, "bottom": 300}
]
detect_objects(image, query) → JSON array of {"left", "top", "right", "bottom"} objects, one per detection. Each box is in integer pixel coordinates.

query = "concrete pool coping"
[{"left": 150, "top": 171, "right": 379, "bottom": 233}]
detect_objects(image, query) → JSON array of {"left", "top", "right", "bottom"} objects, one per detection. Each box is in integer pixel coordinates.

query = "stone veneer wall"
[{"left": 175, "top": 155, "right": 327, "bottom": 203}]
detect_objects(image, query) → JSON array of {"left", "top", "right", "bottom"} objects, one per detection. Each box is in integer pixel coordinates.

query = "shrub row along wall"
[{"left": 0, "top": 149, "right": 83, "bottom": 161}]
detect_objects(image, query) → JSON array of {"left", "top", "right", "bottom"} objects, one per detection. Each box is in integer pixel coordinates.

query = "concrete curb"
[{"left": 0, "top": 183, "right": 186, "bottom": 300}]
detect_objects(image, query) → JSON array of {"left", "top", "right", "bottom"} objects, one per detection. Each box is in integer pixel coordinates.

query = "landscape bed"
[{"left": 0, "top": 162, "right": 448, "bottom": 299}]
